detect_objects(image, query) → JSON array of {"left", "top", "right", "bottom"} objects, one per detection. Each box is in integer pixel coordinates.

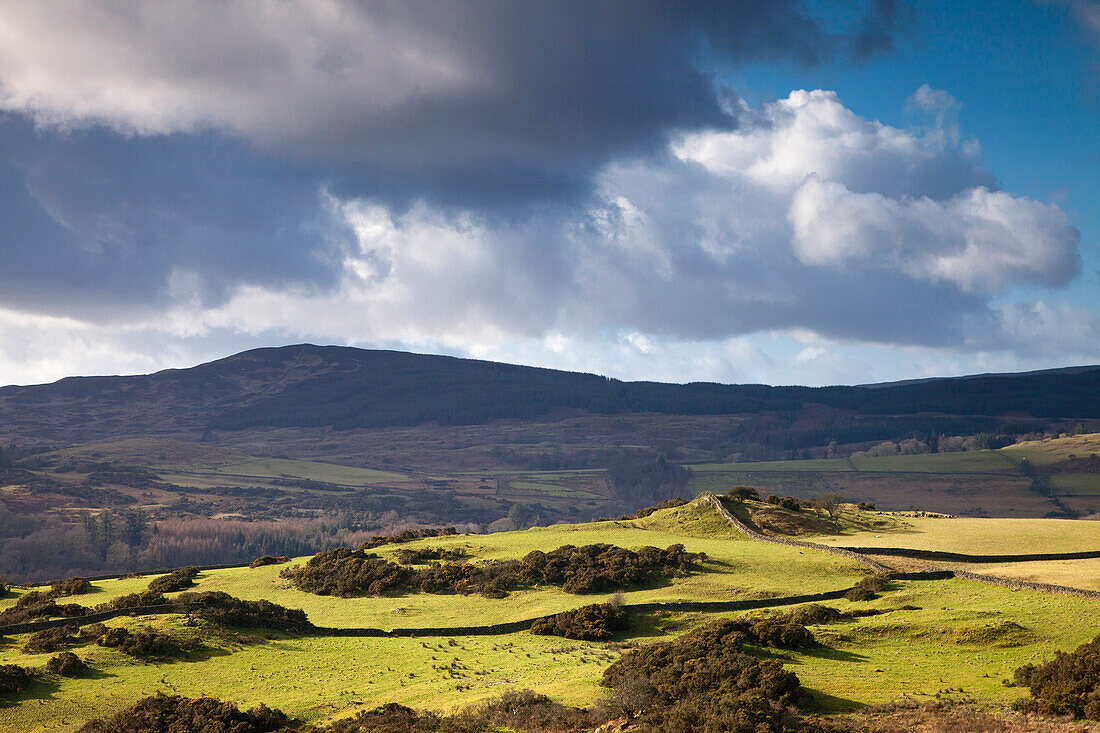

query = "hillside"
[
  {"left": 1, "top": 497, "right": 1098, "bottom": 732},
  {"left": 1, "top": 344, "right": 1097, "bottom": 451}
]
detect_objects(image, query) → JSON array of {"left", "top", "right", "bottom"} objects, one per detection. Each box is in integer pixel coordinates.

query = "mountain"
[{"left": 1, "top": 344, "right": 1097, "bottom": 448}]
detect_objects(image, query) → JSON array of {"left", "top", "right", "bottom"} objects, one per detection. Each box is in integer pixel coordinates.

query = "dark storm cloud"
[
  {"left": 0, "top": 1, "right": 902, "bottom": 206},
  {"left": 0, "top": 115, "right": 351, "bottom": 314}
]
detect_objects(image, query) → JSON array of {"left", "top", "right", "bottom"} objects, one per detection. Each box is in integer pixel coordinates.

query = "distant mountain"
[{"left": 0, "top": 344, "right": 1097, "bottom": 446}]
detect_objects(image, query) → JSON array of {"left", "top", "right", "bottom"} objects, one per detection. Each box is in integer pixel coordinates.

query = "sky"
[{"left": 0, "top": 0, "right": 1097, "bottom": 388}]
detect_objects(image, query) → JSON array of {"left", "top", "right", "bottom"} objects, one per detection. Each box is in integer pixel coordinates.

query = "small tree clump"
[
  {"left": 765, "top": 494, "right": 781, "bottom": 505},
  {"left": 531, "top": 603, "right": 631, "bottom": 641},
  {"left": 728, "top": 486, "right": 761, "bottom": 503},
  {"left": 857, "top": 502, "right": 876, "bottom": 511},
  {"left": 779, "top": 496, "right": 801, "bottom": 511},
  {"left": 147, "top": 567, "right": 199, "bottom": 593},
  {"left": 46, "top": 651, "right": 88, "bottom": 677}
]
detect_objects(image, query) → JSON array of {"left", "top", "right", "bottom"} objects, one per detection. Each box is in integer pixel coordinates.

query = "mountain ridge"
[{"left": 1, "top": 344, "right": 1097, "bottom": 446}]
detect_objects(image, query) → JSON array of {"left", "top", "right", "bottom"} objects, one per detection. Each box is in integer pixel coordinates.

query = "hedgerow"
[
  {"left": 530, "top": 603, "right": 631, "bottom": 641},
  {"left": 281, "top": 543, "right": 704, "bottom": 598},
  {"left": 1014, "top": 633, "right": 1100, "bottom": 719}
]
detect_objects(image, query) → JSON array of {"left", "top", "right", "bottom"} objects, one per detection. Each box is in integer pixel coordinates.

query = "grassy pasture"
[
  {"left": 789, "top": 578, "right": 1100, "bottom": 710},
  {"left": 3, "top": 500, "right": 1100, "bottom": 732},
  {"left": 25, "top": 501, "right": 866, "bottom": 630},
  {"left": 849, "top": 451, "right": 1016, "bottom": 473},
  {"left": 808, "top": 513, "right": 1100, "bottom": 555},
  {"left": 1002, "top": 433, "right": 1100, "bottom": 466}
]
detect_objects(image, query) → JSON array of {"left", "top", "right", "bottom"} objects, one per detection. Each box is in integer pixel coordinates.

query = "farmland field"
[{"left": 1, "top": 497, "right": 1099, "bottom": 732}]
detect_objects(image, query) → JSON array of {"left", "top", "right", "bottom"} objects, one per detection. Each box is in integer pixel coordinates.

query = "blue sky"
[{"left": 0, "top": 1, "right": 1097, "bottom": 387}]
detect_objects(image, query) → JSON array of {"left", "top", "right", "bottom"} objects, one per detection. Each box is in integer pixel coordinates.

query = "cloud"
[
  {"left": 0, "top": 0, "right": 901, "bottom": 205},
  {"left": 0, "top": 114, "right": 352, "bottom": 315},
  {"left": 154, "top": 89, "right": 1079, "bottom": 359}
]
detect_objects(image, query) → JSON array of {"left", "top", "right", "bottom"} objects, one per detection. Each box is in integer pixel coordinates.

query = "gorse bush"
[
  {"left": 249, "top": 555, "right": 290, "bottom": 568},
  {"left": 77, "top": 693, "right": 294, "bottom": 733},
  {"left": 393, "top": 547, "right": 469, "bottom": 565},
  {"left": 530, "top": 603, "right": 631, "bottom": 641},
  {"left": 0, "top": 664, "right": 34, "bottom": 694},
  {"left": 46, "top": 651, "right": 88, "bottom": 677},
  {"left": 1014, "top": 633, "right": 1100, "bottom": 719},
  {"left": 147, "top": 566, "right": 199, "bottom": 593},
  {"left": 844, "top": 574, "right": 890, "bottom": 602},
  {"left": 96, "top": 625, "right": 201, "bottom": 660},
  {"left": 176, "top": 591, "right": 313, "bottom": 632},
  {"left": 79, "top": 690, "right": 594, "bottom": 733},
  {"left": 94, "top": 590, "right": 166, "bottom": 612},
  {"left": 0, "top": 590, "right": 89, "bottom": 625},
  {"left": 281, "top": 543, "right": 704, "bottom": 598},
  {"left": 50, "top": 577, "right": 91, "bottom": 597},
  {"left": 361, "top": 527, "right": 459, "bottom": 549},
  {"left": 602, "top": 618, "right": 808, "bottom": 732},
  {"left": 22, "top": 626, "right": 79, "bottom": 653}
]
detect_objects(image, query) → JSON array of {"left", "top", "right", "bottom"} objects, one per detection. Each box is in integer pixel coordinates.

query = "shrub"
[
  {"left": 603, "top": 618, "right": 807, "bottom": 732},
  {"left": 765, "top": 494, "right": 781, "bottom": 505},
  {"left": 249, "top": 555, "right": 290, "bottom": 568},
  {"left": 844, "top": 574, "right": 890, "bottom": 602},
  {"left": 360, "top": 527, "right": 458, "bottom": 549},
  {"left": 732, "top": 615, "right": 818, "bottom": 650},
  {"left": 779, "top": 496, "right": 801, "bottom": 511},
  {"left": 176, "top": 591, "right": 313, "bottom": 632},
  {"left": 471, "top": 689, "right": 591, "bottom": 732},
  {"left": 95, "top": 590, "right": 166, "bottom": 612},
  {"left": 0, "top": 664, "right": 33, "bottom": 694},
  {"left": 51, "top": 577, "right": 92, "bottom": 597},
  {"left": 0, "top": 591, "right": 89, "bottom": 625},
  {"left": 147, "top": 567, "right": 199, "bottom": 593},
  {"left": 531, "top": 603, "right": 631, "bottom": 641},
  {"left": 46, "top": 651, "right": 88, "bottom": 677},
  {"left": 1014, "top": 633, "right": 1100, "bottom": 719},
  {"left": 621, "top": 498, "right": 689, "bottom": 519},
  {"left": 22, "top": 626, "right": 79, "bottom": 653},
  {"left": 393, "top": 547, "right": 469, "bottom": 565},
  {"left": 96, "top": 625, "right": 201, "bottom": 660},
  {"left": 77, "top": 693, "right": 294, "bottom": 733},
  {"left": 727, "top": 487, "right": 761, "bottom": 503},
  {"left": 857, "top": 502, "right": 876, "bottom": 511},
  {"left": 282, "top": 543, "right": 704, "bottom": 598}
]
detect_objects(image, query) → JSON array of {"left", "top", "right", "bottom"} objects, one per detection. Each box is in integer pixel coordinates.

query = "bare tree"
[{"left": 814, "top": 492, "right": 844, "bottom": 520}]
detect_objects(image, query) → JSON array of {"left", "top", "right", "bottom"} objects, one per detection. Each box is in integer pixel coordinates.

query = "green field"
[
  {"left": 808, "top": 513, "right": 1100, "bottom": 555},
  {"left": 2, "top": 498, "right": 1100, "bottom": 732}
]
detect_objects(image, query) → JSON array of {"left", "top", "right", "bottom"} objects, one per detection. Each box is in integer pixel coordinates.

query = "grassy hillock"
[{"left": 0, "top": 498, "right": 1098, "bottom": 732}]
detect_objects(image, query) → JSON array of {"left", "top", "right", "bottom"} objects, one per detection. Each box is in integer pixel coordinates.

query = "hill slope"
[{"left": 1, "top": 344, "right": 1097, "bottom": 446}]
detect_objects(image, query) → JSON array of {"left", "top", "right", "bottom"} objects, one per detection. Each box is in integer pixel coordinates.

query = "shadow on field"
[{"left": 804, "top": 688, "right": 863, "bottom": 713}]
